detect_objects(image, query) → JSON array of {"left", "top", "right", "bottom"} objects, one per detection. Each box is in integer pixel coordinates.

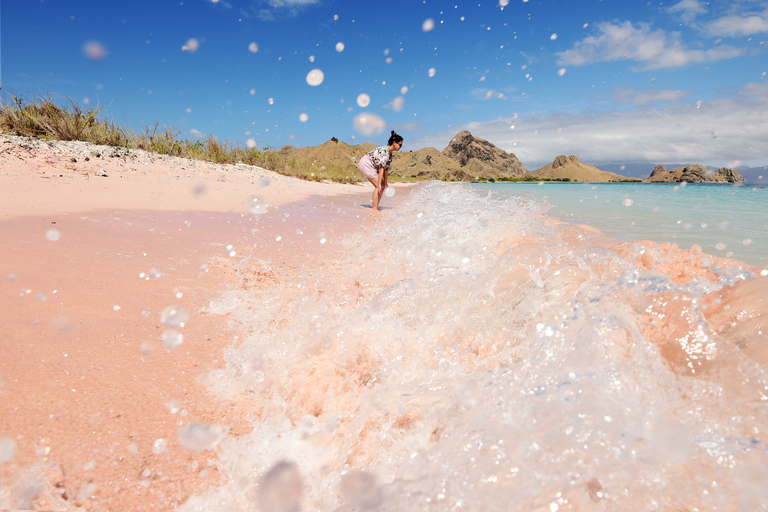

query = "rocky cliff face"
[
  {"left": 441, "top": 130, "right": 529, "bottom": 178},
  {"left": 646, "top": 164, "right": 746, "bottom": 183},
  {"left": 649, "top": 165, "right": 668, "bottom": 178}
]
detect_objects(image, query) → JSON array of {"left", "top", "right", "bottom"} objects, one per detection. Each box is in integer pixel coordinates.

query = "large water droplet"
[
  {"left": 247, "top": 195, "right": 269, "bottom": 214},
  {"left": 160, "top": 305, "right": 189, "bottom": 328},
  {"left": 0, "top": 437, "right": 16, "bottom": 464},
  {"left": 335, "top": 42, "right": 345, "bottom": 52},
  {"left": 422, "top": 19, "right": 435, "bottom": 32},
  {"left": 341, "top": 470, "right": 383, "bottom": 509},
  {"left": 248, "top": 42, "right": 259, "bottom": 53},
  {"left": 161, "top": 329, "right": 184, "bottom": 349},
  {"left": 46, "top": 229, "right": 61, "bottom": 241},
  {"left": 353, "top": 113, "right": 385, "bottom": 136},
  {"left": 258, "top": 461, "right": 303, "bottom": 512},
  {"left": 152, "top": 438, "right": 168, "bottom": 454},
  {"left": 306, "top": 69, "right": 324, "bottom": 86},
  {"left": 356, "top": 93, "right": 371, "bottom": 108},
  {"left": 178, "top": 423, "right": 223, "bottom": 451},
  {"left": 83, "top": 41, "right": 106, "bottom": 60},
  {"left": 182, "top": 38, "right": 200, "bottom": 53}
]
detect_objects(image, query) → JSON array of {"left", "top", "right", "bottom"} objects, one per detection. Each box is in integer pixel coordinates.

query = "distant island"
[
  {"left": 281, "top": 130, "right": 746, "bottom": 183},
  {"left": 646, "top": 164, "right": 745, "bottom": 184}
]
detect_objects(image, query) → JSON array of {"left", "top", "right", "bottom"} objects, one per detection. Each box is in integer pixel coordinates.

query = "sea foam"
[{"left": 183, "top": 182, "right": 767, "bottom": 511}]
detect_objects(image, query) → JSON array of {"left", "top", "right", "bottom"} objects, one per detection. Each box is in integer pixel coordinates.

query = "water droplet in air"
[
  {"left": 353, "top": 113, "right": 385, "bottom": 135},
  {"left": 248, "top": 42, "right": 259, "bottom": 53},
  {"left": 384, "top": 187, "right": 396, "bottom": 198},
  {"left": 152, "top": 438, "right": 168, "bottom": 454},
  {"left": 258, "top": 176, "right": 271, "bottom": 188},
  {"left": 623, "top": 198, "right": 633, "bottom": 206},
  {"left": 743, "top": 238, "right": 753, "bottom": 245},
  {"left": 299, "top": 113, "right": 309, "bottom": 122},
  {"left": 83, "top": 41, "right": 107, "bottom": 60},
  {"left": 46, "top": 229, "right": 61, "bottom": 241},
  {"left": 0, "top": 437, "right": 16, "bottom": 464},
  {"left": 392, "top": 96, "right": 405, "bottom": 111},
  {"left": 336, "top": 42, "right": 345, "bottom": 52},
  {"left": 499, "top": 0, "right": 510, "bottom": 5},
  {"left": 182, "top": 38, "right": 200, "bottom": 53},
  {"left": 557, "top": 68, "right": 567, "bottom": 76},
  {"left": 428, "top": 67, "right": 437, "bottom": 77},
  {"left": 247, "top": 138, "right": 257, "bottom": 148},
  {"left": 161, "top": 329, "right": 184, "bottom": 349},
  {"left": 423, "top": 19, "right": 435, "bottom": 32},
  {"left": 161, "top": 305, "right": 189, "bottom": 328},
  {"left": 178, "top": 423, "right": 223, "bottom": 452},
  {"left": 258, "top": 461, "right": 303, "bottom": 512},
  {"left": 341, "top": 470, "right": 383, "bottom": 509},
  {"left": 357, "top": 93, "right": 371, "bottom": 108},
  {"left": 401, "top": 86, "right": 408, "bottom": 94},
  {"left": 716, "top": 243, "right": 726, "bottom": 251},
  {"left": 306, "top": 69, "right": 324, "bottom": 86},
  {"left": 247, "top": 195, "right": 269, "bottom": 214},
  {"left": 550, "top": 33, "right": 558, "bottom": 40}
]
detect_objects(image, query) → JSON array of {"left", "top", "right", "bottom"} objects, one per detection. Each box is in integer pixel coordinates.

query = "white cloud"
[
  {"left": 411, "top": 82, "right": 768, "bottom": 168},
  {"left": 556, "top": 21, "right": 744, "bottom": 70},
  {"left": 668, "top": 0, "right": 707, "bottom": 23},
  {"left": 611, "top": 87, "right": 691, "bottom": 105},
  {"left": 243, "top": 0, "right": 321, "bottom": 20},
  {"left": 707, "top": 9, "right": 768, "bottom": 36}
]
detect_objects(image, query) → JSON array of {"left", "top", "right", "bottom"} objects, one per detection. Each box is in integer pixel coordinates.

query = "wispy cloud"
[
  {"left": 242, "top": 0, "right": 321, "bottom": 21},
  {"left": 707, "top": 9, "right": 768, "bottom": 36},
  {"left": 556, "top": 21, "right": 744, "bottom": 70},
  {"left": 610, "top": 87, "right": 691, "bottom": 105},
  {"left": 412, "top": 82, "right": 768, "bottom": 168},
  {"left": 668, "top": 0, "right": 708, "bottom": 23}
]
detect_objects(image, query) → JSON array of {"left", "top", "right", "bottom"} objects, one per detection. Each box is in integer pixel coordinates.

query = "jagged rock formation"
[
  {"left": 532, "top": 155, "right": 635, "bottom": 182},
  {"left": 646, "top": 164, "right": 746, "bottom": 183},
  {"left": 649, "top": 165, "right": 667, "bottom": 179},
  {"left": 441, "top": 130, "right": 529, "bottom": 179}
]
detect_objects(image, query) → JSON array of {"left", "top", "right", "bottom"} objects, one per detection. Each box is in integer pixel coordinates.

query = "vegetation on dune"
[{"left": 0, "top": 93, "right": 363, "bottom": 184}]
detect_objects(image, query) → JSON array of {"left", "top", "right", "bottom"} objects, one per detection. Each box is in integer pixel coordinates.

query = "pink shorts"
[{"left": 358, "top": 154, "right": 379, "bottom": 180}]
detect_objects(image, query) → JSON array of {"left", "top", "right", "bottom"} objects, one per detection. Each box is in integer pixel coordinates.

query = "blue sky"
[{"left": 2, "top": 0, "right": 767, "bottom": 169}]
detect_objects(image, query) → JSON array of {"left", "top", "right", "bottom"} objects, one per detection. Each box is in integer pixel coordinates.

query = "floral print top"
[{"left": 367, "top": 146, "right": 392, "bottom": 172}]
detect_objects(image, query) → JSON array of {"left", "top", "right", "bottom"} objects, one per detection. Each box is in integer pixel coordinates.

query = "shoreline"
[{"left": 0, "top": 133, "right": 409, "bottom": 510}]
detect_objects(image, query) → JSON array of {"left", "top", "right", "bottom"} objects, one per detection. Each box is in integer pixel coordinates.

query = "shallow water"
[
  {"left": 182, "top": 182, "right": 768, "bottom": 511},
  {"left": 471, "top": 182, "right": 768, "bottom": 266}
]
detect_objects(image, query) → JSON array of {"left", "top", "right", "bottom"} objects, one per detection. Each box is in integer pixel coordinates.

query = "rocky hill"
[
  {"left": 279, "top": 139, "right": 374, "bottom": 170},
  {"left": 441, "top": 130, "right": 529, "bottom": 179},
  {"left": 532, "top": 155, "right": 635, "bottom": 182},
  {"left": 647, "top": 164, "right": 746, "bottom": 183},
  {"left": 277, "top": 131, "right": 530, "bottom": 181},
  {"left": 391, "top": 147, "right": 472, "bottom": 181}
]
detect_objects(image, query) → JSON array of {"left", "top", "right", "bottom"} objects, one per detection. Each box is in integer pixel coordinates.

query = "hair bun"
[{"left": 391, "top": 130, "right": 396, "bottom": 136}]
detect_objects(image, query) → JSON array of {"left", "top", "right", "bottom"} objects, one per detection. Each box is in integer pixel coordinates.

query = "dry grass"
[{"left": 0, "top": 93, "right": 365, "bottom": 184}]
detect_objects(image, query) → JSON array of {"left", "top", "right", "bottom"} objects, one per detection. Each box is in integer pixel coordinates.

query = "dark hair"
[{"left": 388, "top": 130, "right": 403, "bottom": 146}]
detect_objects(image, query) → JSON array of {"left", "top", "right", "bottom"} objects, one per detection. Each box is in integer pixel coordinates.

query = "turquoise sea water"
[{"left": 471, "top": 182, "right": 768, "bottom": 266}]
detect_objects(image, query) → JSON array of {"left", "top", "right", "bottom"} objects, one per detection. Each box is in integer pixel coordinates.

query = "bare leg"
[{"left": 367, "top": 176, "right": 381, "bottom": 211}]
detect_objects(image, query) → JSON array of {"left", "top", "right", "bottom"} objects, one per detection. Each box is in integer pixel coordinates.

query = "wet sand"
[{"left": 0, "top": 134, "right": 407, "bottom": 510}]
